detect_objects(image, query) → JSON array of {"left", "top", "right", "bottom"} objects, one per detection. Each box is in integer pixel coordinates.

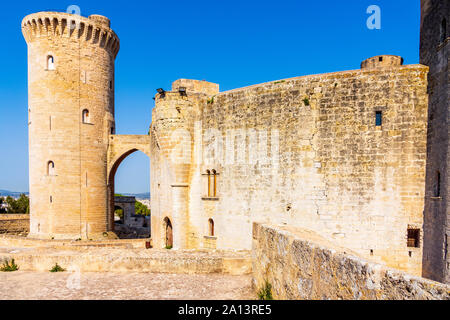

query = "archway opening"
[
  {"left": 163, "top": 217, "right": 173, "bottom": 248},
  {"left": 108, "top": 149, "right": 150, "bottom": 239},
  {"left": 114, "top": 205, "right": 124, "bottom": 224}
]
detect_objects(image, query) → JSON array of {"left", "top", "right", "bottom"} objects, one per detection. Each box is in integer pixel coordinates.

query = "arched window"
[
  {"left": 208, "top": 218, "right": 214, "bottom": 236},
  {"left": 47, "top": 161, "right": 55, "bottom": 176},
  {"left": 163, "top": 217, "right": 173, "bottom": 248},
  {"left": 212, "top": 169, "right": 217, "bottom": 197},
  {"left": 47, "top": 55, "right": 55, "bottom": 70},
  {"left": 441, "top": 18, "right": 447, "bottom": 44},
  {"left": 82, "top": 109, "right": 90, "bottom": 124},
  {"left": 205, "top": 169, "right": 218, "bottom": 197},
  {"left": 206, "top": 170, "right": 211, "bottom": 197}
]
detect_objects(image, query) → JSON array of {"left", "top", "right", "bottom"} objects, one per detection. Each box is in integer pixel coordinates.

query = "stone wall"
[
  {"left": 0, "top": 215, "right": 30, "bottom": 235},
  {"left": 420, "top": 0, "right": 450, "bottom": 284},
  {"left": 252, "top": 223, "right": 450, "bottom": 300},
  {"left": 184, "top": 61, "right": 428, "bottom": 276}
]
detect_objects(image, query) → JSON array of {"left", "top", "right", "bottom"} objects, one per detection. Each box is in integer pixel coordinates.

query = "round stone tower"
[{"left": 22, "top": 12, "right": 120, "bottom": 239}]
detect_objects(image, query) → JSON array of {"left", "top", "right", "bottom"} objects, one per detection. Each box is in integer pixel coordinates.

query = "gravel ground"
[{"left": 0, "top": 271, "right": 254, "bottom": 300}]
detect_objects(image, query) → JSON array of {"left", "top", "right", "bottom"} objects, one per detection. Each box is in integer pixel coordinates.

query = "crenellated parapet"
[{"left": 21, "top": 12, "right": 120, "bottom": 58}]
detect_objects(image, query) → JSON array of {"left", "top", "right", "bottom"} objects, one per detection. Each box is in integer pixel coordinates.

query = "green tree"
[
  {"left": 114, "top": 207, "right": 124, "bottom": 221},
  {"left": 135, "top": 200, "right": 150, "bottom": 216},
  {"left": 0, "top": 197, "right": 6, "bottom": 214},
  {"left": 5, "top": 194, "right": 29, "bottom": 213}
]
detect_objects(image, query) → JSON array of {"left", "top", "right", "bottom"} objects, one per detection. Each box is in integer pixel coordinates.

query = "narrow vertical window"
[
  {"left": 110, "top": 127, "right": 115, "bottom": 134},
  {"left": 206, "top": 170, "right": 211, "bottom": 197},
  {"left": 50, "top": 196, "right": 53, "bottom": 203},
  {"left": 375, "top": 111, "right": 382, "bottom": 126},
  {"left": 441, "top": 18, "right": 447, "bottom": 44},
  {"left": 49, "top": 116, "right": 52, "bottom": 131},
  {"left": 82, "top": 109, "right": 90, "bottom": 124},
  {"left": 435, "top": 171, "right": 441, "bottom": 197},
  {"left": 212, "top": 169, "right": 217, "bottom": 197},
  {"left": 47, "top": 161, "right": 55, "bottom": 176},
  {"left": 208, "top": 218, "right": 214, "bottom": 236},
  {"left": 47, "top": 55, "right": 55, "bottom": 70}
]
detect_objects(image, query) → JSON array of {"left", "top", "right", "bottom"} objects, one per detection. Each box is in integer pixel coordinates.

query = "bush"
[
  {"left": 50, "top": 263, "right": 66, "bottom": 272},
  {"left": 0, "top": 259, "right": 19, "bottom": 272},
  {"left": 135, "top": 200, "right": 150, "bottom": 216},
  {"left": 1, "top": 194, "right": 29, "bottom": 213},
  {"left": 257, "top": 280, "right": 273, "bottom": 300}
]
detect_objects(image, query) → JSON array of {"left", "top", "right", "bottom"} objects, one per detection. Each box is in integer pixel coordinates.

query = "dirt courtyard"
[{"left": 0, "top": 271, "right": 254, "bottom": 300}]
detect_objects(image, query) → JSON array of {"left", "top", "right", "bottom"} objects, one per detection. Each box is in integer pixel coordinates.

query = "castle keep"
[
  {"left": 21, "top": 3, "right": 449, "bottom": 283},
  {"left": 22, "top": 12, "right": 119, "bottom": 239}
]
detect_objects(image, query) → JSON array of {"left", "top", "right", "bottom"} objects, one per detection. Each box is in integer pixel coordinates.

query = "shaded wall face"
[
  {"left": 24, "top": 15, "right": 117, "bottom": 239},
  {"left": 420, "top": 0, "right": 450, "bottom": 283},
  {"left": 191, "top": 66, "right": 428, "bottom": 275}
]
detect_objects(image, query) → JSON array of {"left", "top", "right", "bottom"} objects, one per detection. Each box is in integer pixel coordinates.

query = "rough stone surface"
[
  {"left": 252, "top": 223, "right": 450, "bottom": 300},
  {"left": 22, "top": 12, "right": 119, "bottom": 240},
  {"left": 0, "top": 243, "right": 251, "bottom": 275},
  {"left": 0, "top": 272, "right": 253, "bottom": 300},
  {"left": 420, "top": 0, "right": 450, "bottom": 284},
  {"left": 0, "top": 215, "right": 29, "bottom": 235},
  {"left": 151, "top": 63, "right": 429, "bottom": 277}
]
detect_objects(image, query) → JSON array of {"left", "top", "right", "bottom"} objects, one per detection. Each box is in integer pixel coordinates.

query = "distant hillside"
[
  {"left": 0, "top": 190, "right": 29, "bottom": 198},
  {"left": 118, "top": 192, "right": 150, "bottom": 200}
]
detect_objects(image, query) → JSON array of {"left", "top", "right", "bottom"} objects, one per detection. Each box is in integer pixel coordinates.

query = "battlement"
[
  {"left": 361, "top": 55, "right": 404, "bottom": 70},
  {"left": 22, "top": 12, "right": 119, "bottom": 58}
]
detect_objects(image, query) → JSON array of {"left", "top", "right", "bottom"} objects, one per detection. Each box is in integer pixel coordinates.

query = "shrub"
[
  {"left": 165, "top": 245, "right": 173, "bottom": 250},
  {"left": 257, "top": 280, "right": 273, "bottom": 300},
  {"left": 50, "top": 263, "right": 66, "bottom": 272},
  {"left": 303, "top": 97, "right": 310, "bottom": 106},
  {"left": 0, "top": 259, "right": 19, "bottom": 272}
]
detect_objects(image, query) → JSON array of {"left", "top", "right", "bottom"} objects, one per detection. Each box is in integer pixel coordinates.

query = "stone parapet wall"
[
  {"left": 0, "top": 234, "right": 148, "bottom": 249},
  {"left": 0, "top": 215, "right": 30, "bottom": 235},
  {"left": 252, "top": 223, "right": 450, "bottom": 300},
  {"left": 0, "top": 245, "right": 251, "bottom": 275}
]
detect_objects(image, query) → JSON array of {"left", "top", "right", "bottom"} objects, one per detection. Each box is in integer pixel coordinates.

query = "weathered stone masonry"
[
  {"left": 252, "top": 223, "right": 450, "bottom": 300},
  {"left": 21, "top": 5, "right": 450, "bottom": 285},
  {"left": 149, "top": 60, "right": 429, "bottom": 277},
  {"left": 420, "top": 0, "right": 450, "bottom": 284},
  {"left": 22, "top": 12, "right": 119, "bottom": 240}
]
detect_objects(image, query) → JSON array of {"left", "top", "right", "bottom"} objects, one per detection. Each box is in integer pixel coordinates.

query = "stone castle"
[{"left": 20, "top": 0, "right": 449, "bottom": 284}]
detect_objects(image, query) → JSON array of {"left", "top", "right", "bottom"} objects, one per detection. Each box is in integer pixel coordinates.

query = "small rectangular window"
[
  {"left": 407, "top": 228, "right": 420, "bottom": 248},
  {"left": 375, "top": 111, "right": 382, "bottom": 126},
  {"left": 436, "top": 171, "right": 441, "bottom": 197}
]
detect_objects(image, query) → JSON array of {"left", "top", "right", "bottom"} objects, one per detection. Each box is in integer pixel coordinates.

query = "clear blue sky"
[{"left": 0, "top": 0, "right": 420, "bottom": 193}]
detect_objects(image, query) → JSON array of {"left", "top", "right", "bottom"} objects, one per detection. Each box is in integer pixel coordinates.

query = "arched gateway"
[{"left": 107, "top": 135, "right": 151, "bottom": 232}]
